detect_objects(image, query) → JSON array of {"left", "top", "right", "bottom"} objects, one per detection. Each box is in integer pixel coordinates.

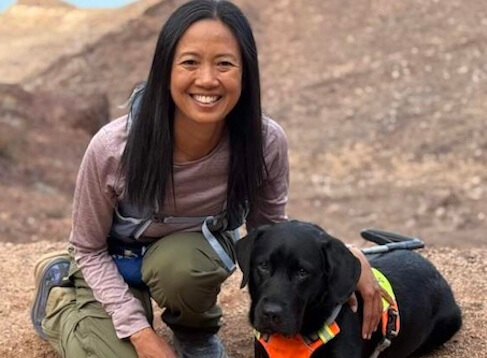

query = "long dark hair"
[{"left": 121, "top": 0, "right": 266, "bottom": 219}]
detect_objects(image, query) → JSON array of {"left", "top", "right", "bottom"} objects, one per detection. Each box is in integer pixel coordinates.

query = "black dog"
[{"left": 236, "top": 220, "right": 462, "bottom": 358}]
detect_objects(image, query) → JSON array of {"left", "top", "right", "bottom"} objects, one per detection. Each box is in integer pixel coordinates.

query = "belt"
[{"left": 107, "top": 238, "right": 149, "bottom": 258}]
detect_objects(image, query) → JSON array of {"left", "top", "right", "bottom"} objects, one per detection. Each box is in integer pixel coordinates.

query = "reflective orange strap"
[
  {"left": 258, "top": 334, "right": 321, "bottom": 358},
  {"left": 381, "top": 303, "right": 400, "bottom": 339},
  {"left": 372, "top": 268, "right": 400, "bottom": 339},
  {"left": 255, "top": 321, "right": 341, "bottom": 358},
  {"left": 317, "top": 321, "right": 341, "bottom": 344}
]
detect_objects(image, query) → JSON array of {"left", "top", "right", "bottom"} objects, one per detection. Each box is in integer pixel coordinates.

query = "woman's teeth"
[{"left": 192, "top": 95, "right": 220, "bottom": 104}]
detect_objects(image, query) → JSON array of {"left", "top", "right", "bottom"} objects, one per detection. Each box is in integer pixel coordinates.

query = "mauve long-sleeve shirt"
[{"left": 69, "top": 114, "right": 289, "bottom": 339}]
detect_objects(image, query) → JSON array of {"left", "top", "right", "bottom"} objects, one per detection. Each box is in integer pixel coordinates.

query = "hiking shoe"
[
  {"left": 31, "top": 252, "right": 71, "bottom": 340},
  {"left": 173, "top": 331, "right": 228, "bottom": 358}
]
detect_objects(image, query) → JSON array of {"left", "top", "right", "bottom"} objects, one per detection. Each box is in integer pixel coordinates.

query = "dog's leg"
[{"left": 410, "top": 298, "right": 462, "bottom": 356}]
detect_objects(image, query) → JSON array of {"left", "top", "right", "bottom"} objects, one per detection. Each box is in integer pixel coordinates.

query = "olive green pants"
[{"left": 42, "top": 231, "right": 234, "bottom": 357}]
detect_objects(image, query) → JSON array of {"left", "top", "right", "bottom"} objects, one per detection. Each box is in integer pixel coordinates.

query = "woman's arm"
[
  {"left": 130, "top": 328, "right": 177, "bottom": 358},
  {"left": 246, "top": 117, "right": 289, "bottom": 229},
  {"left": 348, "top": 247, "right": 394, "bottom": 339},
  {"left": 69, "top": 123, "right": 150, "bottom": 339}
]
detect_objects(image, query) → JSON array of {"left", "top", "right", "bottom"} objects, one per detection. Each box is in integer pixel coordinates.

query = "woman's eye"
[
  {"left": 181, "top": 60, "right": 198, "bottom": 67},
  {"left": 217, "top": 61, "right": 234, "bottom": 70}
]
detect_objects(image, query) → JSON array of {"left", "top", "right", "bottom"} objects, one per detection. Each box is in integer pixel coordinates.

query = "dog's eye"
[
  {"left": 258, "top": 261, "right": 270, "bottom": 271},
  {"left": 297, "top": 268, "right": 309, "bottom": 278}
]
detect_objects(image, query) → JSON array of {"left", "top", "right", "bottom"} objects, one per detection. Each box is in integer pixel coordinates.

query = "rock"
[
  {"left": 34, "top": 90, "right": 110, "bottom": 135},
  {"left": 0, "top": 83, "right": 109, "bottom": 136},
  {"left": 17, "top": 0, "right": 74, "bottom": 9}
]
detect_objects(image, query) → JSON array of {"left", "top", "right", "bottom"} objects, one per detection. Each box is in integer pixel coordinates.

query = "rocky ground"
[
  {"left": 0, "top": 242, "right": 485, "bottom": 357},
  {"left": 0, "top": 0, "right": 485, "bottom": 357}
]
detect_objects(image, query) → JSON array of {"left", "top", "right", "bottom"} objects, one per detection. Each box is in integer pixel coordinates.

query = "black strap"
[{"left": 107, "top": 237, "right": 149, "bottom": 257}]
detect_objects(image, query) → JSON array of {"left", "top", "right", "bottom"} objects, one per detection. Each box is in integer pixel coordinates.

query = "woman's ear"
[{"left": 236, "top": 226, "right": 267, "bottom": 288}]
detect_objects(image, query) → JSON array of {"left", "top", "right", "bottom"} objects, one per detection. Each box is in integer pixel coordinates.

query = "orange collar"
[{"left": 255, "top": 321, "right": 340, "bottom": 358}]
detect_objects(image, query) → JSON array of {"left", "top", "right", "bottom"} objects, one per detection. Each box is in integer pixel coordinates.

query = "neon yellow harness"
[{"left": 370, "top": 268, "right": 400, "bottom": 358}]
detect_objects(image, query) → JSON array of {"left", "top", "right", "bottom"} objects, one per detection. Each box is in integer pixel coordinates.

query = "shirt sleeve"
[
  {"left": 246, "top": 117, "right": 289, "bottom": 230},
  {"left": 69, "top": 127, "right": 150, "bottom": 339}
]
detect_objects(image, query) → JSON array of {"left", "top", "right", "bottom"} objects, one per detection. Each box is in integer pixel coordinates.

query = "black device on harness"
[{"left": 360, "top": 229, "right": 424, "bottom": 259}]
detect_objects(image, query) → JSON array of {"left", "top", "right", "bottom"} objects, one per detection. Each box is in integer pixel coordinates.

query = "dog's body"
[{"left": 236, "top": 221, "right": 462, "bottom": 358}]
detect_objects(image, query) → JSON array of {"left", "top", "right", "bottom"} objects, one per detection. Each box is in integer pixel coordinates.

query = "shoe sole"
[{"left": 31, "top": 252, "right": 71, "bottom": 340}]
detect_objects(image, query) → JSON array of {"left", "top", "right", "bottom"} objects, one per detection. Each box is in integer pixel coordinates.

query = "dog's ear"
[
  {"left": 321, "top": 234, "right": 362, "bottom": 304},
  {"left": 236, "top": 226, "right": 268, "bottom": 288}
]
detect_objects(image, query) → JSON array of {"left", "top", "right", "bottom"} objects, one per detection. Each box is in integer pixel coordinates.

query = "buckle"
[
  {"left": 386, "top": 307, "right": 400, "bottom": 339},
  {"left": 372, "top": 306, "right": 399, "bottom": 358},
  {"left": 122, "top": 249, "right": 138, "bottom": 258}
]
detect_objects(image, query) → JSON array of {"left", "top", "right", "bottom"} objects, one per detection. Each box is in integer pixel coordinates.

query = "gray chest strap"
[
  {"left": 160, "top": 213, "right": 237, "bottom": 273},
  {"left": 202, "top": 216, "right": 237, "bottom": 273}
]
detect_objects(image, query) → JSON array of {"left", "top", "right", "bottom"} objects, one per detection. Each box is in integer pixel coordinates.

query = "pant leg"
[
  {"left": 42, "top": 257, "right": 153, "bottom": 358},
  {"left": 141, "top": 231, "right": 234, "bottom": 332}
]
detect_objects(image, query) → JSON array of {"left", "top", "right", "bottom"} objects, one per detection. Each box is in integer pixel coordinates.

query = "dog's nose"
[{"left": 262, "top": 302, "right": 284, "bottom": 324}]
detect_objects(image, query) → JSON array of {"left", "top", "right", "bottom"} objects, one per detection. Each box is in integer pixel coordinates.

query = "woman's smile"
[{"left": 190, "top": 94, "right": 222, "bottom": 105}]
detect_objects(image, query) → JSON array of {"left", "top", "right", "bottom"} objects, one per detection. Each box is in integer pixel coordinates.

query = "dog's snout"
[{"left": 262, "top": 302, "right": 284, "bottom": 324}]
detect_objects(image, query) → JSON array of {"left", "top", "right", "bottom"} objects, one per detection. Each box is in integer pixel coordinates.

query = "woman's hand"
[
  {"left": 348, "top": 247, "right": 394, "bottom": 339},
  {"left": 130, "top": 327, "right": 177, "bottom": 358}
]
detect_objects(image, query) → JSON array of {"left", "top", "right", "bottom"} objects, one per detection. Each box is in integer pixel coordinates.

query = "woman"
[{"left": 31, "top": 1, "right": 386, "bottom": 357}]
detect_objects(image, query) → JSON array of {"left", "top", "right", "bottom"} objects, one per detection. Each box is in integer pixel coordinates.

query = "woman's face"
[{"left": 170, "top": 19, "right": 243, "bottom": 127}]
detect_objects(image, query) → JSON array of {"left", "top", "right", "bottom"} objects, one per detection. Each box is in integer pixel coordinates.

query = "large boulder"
[
  {"left": 33, "top": 90, "right": 111, "bottom": 135},
  {"left": 0, "top": 83, "right": 110, "bottom": 136}
]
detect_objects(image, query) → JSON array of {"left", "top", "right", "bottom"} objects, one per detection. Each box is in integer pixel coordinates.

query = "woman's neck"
[{"left": 173, "top": 117, "right": 226, "bottom": 164}]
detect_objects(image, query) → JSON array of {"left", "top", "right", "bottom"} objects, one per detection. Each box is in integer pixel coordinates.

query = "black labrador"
[{"left": 236, "top": 220, "right": 462, "bottom": 358}]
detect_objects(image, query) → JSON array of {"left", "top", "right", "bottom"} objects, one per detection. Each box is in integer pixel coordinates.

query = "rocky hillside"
[
  {"left": 0, "top": 0, "right": 160, "bottom": 83},
  {"left": 3, "top": 0, "right": 485, "bottom": 246}
]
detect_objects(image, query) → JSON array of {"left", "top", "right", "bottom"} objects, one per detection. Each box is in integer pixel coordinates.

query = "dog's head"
[{"left": 236, "top": 220, "right": 361, "bottom": 336}]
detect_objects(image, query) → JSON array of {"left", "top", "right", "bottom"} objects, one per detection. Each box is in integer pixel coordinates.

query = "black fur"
[{"left": 236, "top": 220, "right": 462, "bottom": 358}]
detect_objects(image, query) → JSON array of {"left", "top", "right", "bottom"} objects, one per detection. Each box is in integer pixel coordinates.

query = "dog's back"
[{"left": 365, "top": 250, "right": 462, "bottom": 357}]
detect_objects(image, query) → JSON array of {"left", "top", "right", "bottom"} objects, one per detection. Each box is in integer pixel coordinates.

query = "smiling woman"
[{"left": 29, "top": 1, "right": 289, "bottom": 358}]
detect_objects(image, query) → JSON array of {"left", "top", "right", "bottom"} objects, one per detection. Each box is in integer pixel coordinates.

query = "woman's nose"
[{"left": 195, "top": 65, "right": 218, "bottom": 87}]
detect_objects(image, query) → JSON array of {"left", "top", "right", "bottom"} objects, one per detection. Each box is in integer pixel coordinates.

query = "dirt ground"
[
  {"left": 0, "top": 242, "right": 485, "bottom": 357},
  {"left": 0, "top": 0, "right": 485, "bottom": 357}
]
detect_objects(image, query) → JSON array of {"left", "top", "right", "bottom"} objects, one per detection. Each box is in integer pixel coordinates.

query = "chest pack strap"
[{"left": 202, "top": 216, "right": 236, "bottom": 273}]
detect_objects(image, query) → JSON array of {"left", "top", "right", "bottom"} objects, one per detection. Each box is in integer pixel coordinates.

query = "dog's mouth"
[
  {"left": 253, "top": 301, "right": 302, "bottom": 337},
  {"left": 255, "top": 323, "right": 299, "bottom": 338}
]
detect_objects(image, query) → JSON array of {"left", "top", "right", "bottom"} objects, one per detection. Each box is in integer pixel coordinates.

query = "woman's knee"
[
  {"left": 173, "top": 260, "right": 228, "bottom": 313},
  {"left": 141, "top": 232, "right": 229, "bottom": 312}
]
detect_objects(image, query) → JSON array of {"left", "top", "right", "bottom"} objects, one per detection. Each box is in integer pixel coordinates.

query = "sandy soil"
[{"left": 0, "top": 242, "right": 485, "bottom": 357}]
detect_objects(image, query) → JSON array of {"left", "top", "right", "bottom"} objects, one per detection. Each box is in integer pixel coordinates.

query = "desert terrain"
[{"left": 0, "top": 0, "right": 485, "bottom": 357}]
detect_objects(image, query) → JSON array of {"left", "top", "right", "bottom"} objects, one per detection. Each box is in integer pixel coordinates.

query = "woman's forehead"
[{"left": 175, "top": 19, "right": 241, "bottom": 58}]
